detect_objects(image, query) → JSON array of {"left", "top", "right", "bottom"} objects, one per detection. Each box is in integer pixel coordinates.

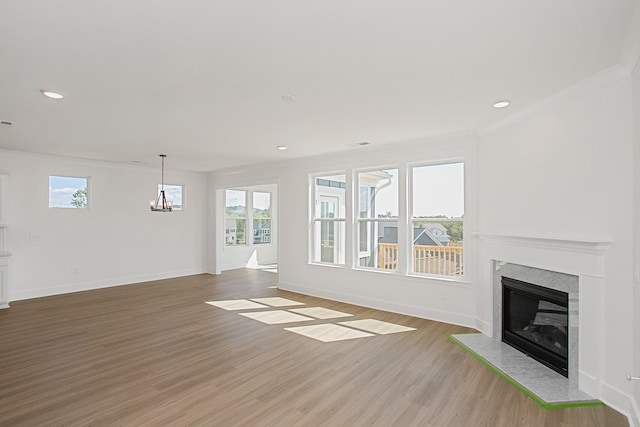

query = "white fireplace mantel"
[
  {"left": 473, "top": 231, "right": 613, "bottom": 400},
  {"left": 472, "top": 232, "right": 612, "bottom": 253},
  {"left": 472, "top": 232, "right": 612, "bottom": 278}
]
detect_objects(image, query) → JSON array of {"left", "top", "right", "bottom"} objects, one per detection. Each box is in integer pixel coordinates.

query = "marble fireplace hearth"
[{"left": 450, "top": 333, "right": 596, "bottom": 404}]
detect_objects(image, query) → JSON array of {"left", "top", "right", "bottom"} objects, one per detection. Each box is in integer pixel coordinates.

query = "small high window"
[
  {"left": 49, "top": 176, "right": 89, "bottom": 209},
  {"left": 158, "top": 184, "right": 184, "bottom": 211}
]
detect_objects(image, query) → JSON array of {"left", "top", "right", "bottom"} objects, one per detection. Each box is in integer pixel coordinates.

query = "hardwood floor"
[{"left": 0, "top": 270, "right": 628, "bottom": 426}]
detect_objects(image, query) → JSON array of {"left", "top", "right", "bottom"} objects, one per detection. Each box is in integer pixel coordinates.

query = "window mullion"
[
  {"left": 247, "top": 192, "right": 253, "bottom": 247},
  {"left": 396, "top": 165, "right": 409, "bottom": 275},
  {"left": 347, "top": 170, "right": 356, "bottom": 268}
]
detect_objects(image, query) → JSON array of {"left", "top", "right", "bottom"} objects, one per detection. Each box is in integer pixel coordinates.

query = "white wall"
[
  {"left": 210, "top": 134, "right": 480, "bottom": 327},
  {"left": 632, "top": 46, "right": 640, "bottom": 426},
  {"left": 477, "top": 70, "right": 635, "bottom": 413},
  {"left": 0, "top": 150, "right": 208, "bottom": 301}
]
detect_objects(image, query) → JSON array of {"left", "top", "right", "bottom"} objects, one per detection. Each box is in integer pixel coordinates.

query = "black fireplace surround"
[{"left": 502, "top": 276, "right": 569, "bottom": 377}]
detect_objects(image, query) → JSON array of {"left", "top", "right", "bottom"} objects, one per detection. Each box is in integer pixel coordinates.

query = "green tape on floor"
[{"left": 445, "top": 334, "right": 604, "bottom": 410}]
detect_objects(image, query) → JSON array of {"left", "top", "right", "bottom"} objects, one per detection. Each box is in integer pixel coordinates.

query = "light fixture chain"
[{"left": 161, "top": 154, "right": 165, "bottom": 191}]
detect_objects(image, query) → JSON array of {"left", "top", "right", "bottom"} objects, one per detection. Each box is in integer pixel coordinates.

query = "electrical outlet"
[{"left": 29, "top": 233, "right": 41, "bottom": 242}]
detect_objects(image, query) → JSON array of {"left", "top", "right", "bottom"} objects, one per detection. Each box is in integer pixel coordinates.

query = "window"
[
  {"left": 309, "top": 161, "right": 465, "bottom": 281},
  {"left": 253, "top": 192, "right": 271, "bottom": 244},
  {"left": 312, "top": 174, "right": 346, "bottom": 265},
  {"left": 411, "top": 163, "right": 464, "bottom": 277},
  {"left": 357, "top": 169, "right": 398, "bottom": 270},
  {"left": 49, "top": 176, "right": 89, "bottom": 208},
  {"left": 158, "top": 184, "right": 184, "bottom": 211},
  {"left": 225, "top": 190, "right": 246, "bottom": 246}
]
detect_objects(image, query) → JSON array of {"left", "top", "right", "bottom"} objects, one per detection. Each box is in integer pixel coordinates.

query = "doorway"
[{"left": 218, "top": 183, "right": 278, "bottom": 272}]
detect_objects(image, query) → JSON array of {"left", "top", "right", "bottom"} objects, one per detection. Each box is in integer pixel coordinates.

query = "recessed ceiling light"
[
  {"left": 357, "top": 141, "right": 371, "bottom": 146},
  {"left": 281, "top": 94, "right": 296, "bottom": 102},
  {"left": 40, "top": 90, "right": 64, "bottom": 99},
  {"left": 277, "top": 145, "right": 288, "bottom": 151},
  {"left": 493, "top": 100, "right": 510, "bottom": 108},
  {"left": 0, "top": 120, "right": 14, "bottom": 126}
]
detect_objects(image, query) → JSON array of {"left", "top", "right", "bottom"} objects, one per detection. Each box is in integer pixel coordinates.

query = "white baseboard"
[
  {"left": 11, "top": 268, "right": 207, "bottom": 302},
  {"left": 600, "top": 381, "right": 627, "bottom": 410},
  {"left": 278, "top": 280, "right": 477, "bottom": 329},
  {"left": 476, "top": 319, "right": 491, "bottom": 336},
  {"left": 599, "top": 381, "right": 638, "bottom": 427}
]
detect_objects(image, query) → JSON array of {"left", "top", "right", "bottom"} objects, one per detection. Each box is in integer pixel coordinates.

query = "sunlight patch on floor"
[
  {"left": 289, "top": 307, "right": 354, "bottom": 319},
  {"left": 239, "top": 310, "right": 315, "bottom": 324},
  {"left": 206, "top": 299, "right": 417, "bottom": 343},
  {"left": 339, "top": 319, "right": 417, "bottom": 334},
  {"left": 247, "top": 263, "right": 278, "bottom": 273},
  {"left": 250, "top": 297, "right": 305, "bottom": 307},
  {"left": 205, "top": 300, "right": 269, "bottom": 310},
  {"left": 285, "top": 324, "right": 375, "bottom": 342}
]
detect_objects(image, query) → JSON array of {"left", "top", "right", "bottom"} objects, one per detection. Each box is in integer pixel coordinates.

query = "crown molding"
[{"left": 0, "top": 148, "right": 203, "bottom": 176}]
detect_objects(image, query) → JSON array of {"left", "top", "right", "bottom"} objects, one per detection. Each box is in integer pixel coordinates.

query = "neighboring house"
[
  {"left": 225, "top": 227, "right": 237, "bottom": 244},
  {"left": 419, "top": 223, "right": 450, "bottom": 246},
  {"left": 378, "top": 223, "right": 450, "bottom": 246},
  {"left": 253, "top": 228, "right": 271, "bottom": 244}
]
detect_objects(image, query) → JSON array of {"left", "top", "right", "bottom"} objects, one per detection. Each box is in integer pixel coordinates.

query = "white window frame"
[
  {"left": 225, "top": 189, "right": 247, "bottom": 246},
  {"left": 310, "top": 173, "right": 348, "bottom": 266},
  {"left": 355, "top": 167, "right": 400, "bottom": 272},
  {"left": 408, "top": 160, "right": 465, "bottom": 279},
  {"left": 357, "top": 185, "right": 372, "bottom": 259},
  {"left": 252, "top": 191, "right": 272, "bottom": 245},
  {"left": 309, "top": 160, "right": 466, "bottom": 282}
]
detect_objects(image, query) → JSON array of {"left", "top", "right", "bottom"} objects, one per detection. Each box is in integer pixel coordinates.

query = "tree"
[
  {"left": 444, "top": 221, "right": 463, "bottom": 243},
  {"left": 71, "top": 188, "right": 87, "bottom": 208}
]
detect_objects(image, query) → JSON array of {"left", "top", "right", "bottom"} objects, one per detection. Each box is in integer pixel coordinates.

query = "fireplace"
[
  {"left": 502, "top": 276, "right": 569, "bottom": 377},
  {"left": 478, "top": 233, "right": 610, "bottom": 398}
]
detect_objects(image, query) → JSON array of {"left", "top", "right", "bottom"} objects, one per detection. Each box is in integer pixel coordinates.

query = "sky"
[
  {"left": 372, "top": 163, "right": 464, "bottom": 218},
  {"left": 252, "top": 191, "right": 271, "bottom": 211},
  {"left": 48, "top": 176, "right": 87, "bottom": 208},
  {"left": 226, "top": 190, "right": 271, "bottom": 211}
]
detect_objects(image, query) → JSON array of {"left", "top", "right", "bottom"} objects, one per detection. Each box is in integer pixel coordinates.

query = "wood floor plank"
[{"left": 0, "top": 270, "right": 629, "bottom": 426}]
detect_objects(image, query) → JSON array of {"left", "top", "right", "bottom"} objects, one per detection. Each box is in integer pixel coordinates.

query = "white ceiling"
[{"left": 0, "top": 0, "right": 637, "bottom": 172}]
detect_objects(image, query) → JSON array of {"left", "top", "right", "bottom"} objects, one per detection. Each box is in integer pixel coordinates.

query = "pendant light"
[{"left": 150, "top": 154, "right": 173, "bottom": 212}]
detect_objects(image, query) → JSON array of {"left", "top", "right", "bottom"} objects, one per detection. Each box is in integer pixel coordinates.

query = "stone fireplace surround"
[{"left": 475, "top": 233, "right": 611, "bottom": 399}]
